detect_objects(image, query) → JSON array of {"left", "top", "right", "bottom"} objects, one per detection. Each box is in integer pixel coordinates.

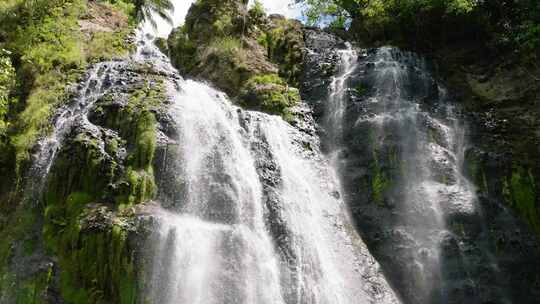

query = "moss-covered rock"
[
  {"left": 0, "top": 58, "right": 170, "bottom": 302},
  {"left": 239, "top": 74, "right": 299, "bottom": 116},
  {"left": 259, "top": 15, "right": 305, "bottom": 87},
  {"left": 167, "top": 0, "right": 305, "bottom": 118},
  {"left": 435, "top": 42, "right": 540, "bottom": 241},
  {"left": 464, "top": 148, "right": 540, "bottom": 237}
]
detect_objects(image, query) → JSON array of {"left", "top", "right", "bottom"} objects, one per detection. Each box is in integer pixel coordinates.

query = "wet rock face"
[
  {"left": 0, "top": 51, "right": 175, "bottom": 302},
  {"left": 302, "top": 29, "right": 540, "bottom": 304},
  {"left": 301, "top": 28, "right": 345, "bottom": 119},
  {"left": 436, "top": 45, "right": 540, "bottom": 239}
]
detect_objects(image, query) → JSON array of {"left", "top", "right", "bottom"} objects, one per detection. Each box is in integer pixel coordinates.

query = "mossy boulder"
[
  {"left": 240, "top": 74, "right": 299, "bottom": 116},
  {"left": 259, "top": 15, "right": 305, "bottom": 87},
  {"left": 183, "top": 0, "right": 249, "bottom": 41},
  {"left": 167, "top": 0, "right": 305, "bottom": 118}
]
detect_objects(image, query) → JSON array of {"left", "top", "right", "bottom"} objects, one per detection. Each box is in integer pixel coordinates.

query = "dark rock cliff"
[{"left": 301, "top": 28, "right": 540, "bottom": 304}]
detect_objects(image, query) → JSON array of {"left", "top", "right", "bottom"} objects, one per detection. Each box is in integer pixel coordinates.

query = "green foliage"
[
  {"left": 0, "top": 0, "right": 136, "bottom": 172},
  {"left": 297, "top": 0, "right": 351, "bottom": 27},
  {"left": 300, "top": 0, "right": 540, "bottom": 62},
  {"left": 259, "top": 18, "right": 305, "bottom": 86},
  {"left": 247, "top": 73, "right": 286, "bottom": 86},
  {"left": 240, "top": 74, "right": 300, "bottom": 116},
  {"left": 168, "top": 26, "right": 197, "bottom": 73},
  {"left": 0, "top": 0, "right": 85, "bottom": 169},
  {"left": 101, "top": 0, "right": 136, "bottom": 23},
  {"left": 249, "top": 0, "right": 266, "bottom": 23},
  {"left": 206, "top": 37, "right": 244, "bottom": 59},
  {"left": 86, "top": 29, "right": 134, "bottom": 63},
  {"left": 132, "top": 0, "right": 174, "bottom": 27},
  {"left": 167, "top": 0, "right": 304, "bottom": 118},
  {"left": 213, "top": 14, "right": 234, "bottom": 35},
  {"left": 0, "top": 50, "right": 15, "bottom": 135},
  {"left": 2, "top": 0, "right": 86, "bottom": 74}
]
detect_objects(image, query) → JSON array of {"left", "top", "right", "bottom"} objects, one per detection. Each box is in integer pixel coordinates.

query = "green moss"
[
  {"left": 121, "top": 168, "right": 156, "bottom": 206},
  {"left": 85, "top": 29, "right": 134, "bottom": 63},
  {"left": 131, "top": 111, "right": 157, "bottom": 169},
  {"left": 354, "top": 83, "right": 368, "bottom": 96},
  {"left": 372, "top": 165, "right": 391, "bottom": 207},
  {"left": 107, "top": 82, "right": 162, "bottom": 206},
  {"left": 12, "top": 264, "right": 53, "bottom": 304},
  {"left": 509, "top": 166, "right": 540, "bottom": 234},
  {"left": 0, "top": 201, "right": 50, "bottom": 303},
  {"left": 167, "top": 26, "right": 197, "bottom": 74},
  {"left": 118, "top": 109, "right": 157, "bottom": 206},
  {"left": 240, "top": 74, "right": 299, "bottom": 116},
  {"left": 261, "top": 18, "right": 305, "bottom": 86},
  {"left": 57, "top": 222, "right": 136, "bottom": 304},
  {"left": 43, "top": 190, "right": 138, "bottom": 303}
]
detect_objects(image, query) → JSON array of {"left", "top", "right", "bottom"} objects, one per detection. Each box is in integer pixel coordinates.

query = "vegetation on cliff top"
[
  {"left": 298, "top": 0, "right": 540, "bottom": 64},
  {"left": 167, "top": 0, "right": 304, "bottom": 118}
]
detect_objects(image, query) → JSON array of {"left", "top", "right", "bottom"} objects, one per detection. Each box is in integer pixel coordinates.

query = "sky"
[{"left": 143, "top": 0, "right": 302, "bottom": 37}]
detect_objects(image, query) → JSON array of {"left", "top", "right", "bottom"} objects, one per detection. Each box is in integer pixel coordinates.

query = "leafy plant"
[
  {"left": 0, "top": 49, "right": 15, "bottom": 134},
  {"left": 131, "top": 0, "right": 174, "bottom": 27}
]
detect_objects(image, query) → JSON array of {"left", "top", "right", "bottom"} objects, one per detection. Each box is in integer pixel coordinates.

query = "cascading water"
[
  {"left": 24, "top": 4, "right": 540, "bottom": 301},
  {"left": 324, "top": 44, "right": 357, "bottom": 150},
  {"left": 144, "top": 64, "right": 400, "bottom": 303},
  {"left": 130, "top": 2, "right": 401, "bottom": 303},
  {"left": 23, "top": 6, "right": 400, "bottom": 300},
  {"left": 29, "top": 61, "right": 123, "bottom": 195},
  {"left": 345, "top": 47, "right": 478, "bottom": 303},
  {"left": 303, "top": 37, "right": 539, "bottom": 304},
  {"left": 145, "top": 80, "right": 284, "bottom": 304}
]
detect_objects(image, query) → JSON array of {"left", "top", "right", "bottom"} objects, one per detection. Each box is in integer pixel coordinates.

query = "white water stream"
[
  {"left": 144, "top": 76, "right": 399, "bottom": 303},
  {"left": 137, "top": 4, "right": 399, "bottom": 302}
]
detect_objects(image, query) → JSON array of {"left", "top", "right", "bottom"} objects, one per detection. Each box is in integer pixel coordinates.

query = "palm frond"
[{"left": 135, "top": 0, "right": 175, "bottom": 27}]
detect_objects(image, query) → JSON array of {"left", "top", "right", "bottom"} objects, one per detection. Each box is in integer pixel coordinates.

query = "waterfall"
[
  {"left": 324, "top": 44, "right": 357, "bottom": 150},
  {"left": 144, "top": 68, "right": 400, "bottom": 303},
  {"left": 128, "top": 2, "right": 400, "bottom": 302},
  {"left": 311, "top": 43, "right": 520, "bottom": 303},
  {"left": 29, "top": 61, "right": 124, "bottom": 197},
  {"left": 145, "top": 80, "right": 284, "bottom": 304},
  {"left": 21, "top": 6, "right": 400, "bottom": 299}
]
